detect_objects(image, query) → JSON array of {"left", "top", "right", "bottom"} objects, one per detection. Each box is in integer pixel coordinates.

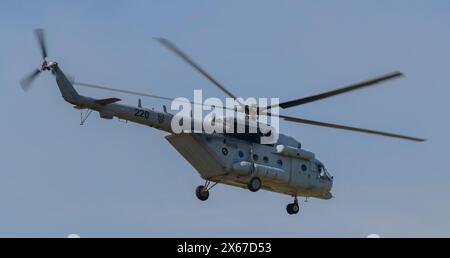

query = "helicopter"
[{"left": 20, "top": 29, "right": 425, "bottom": 215}]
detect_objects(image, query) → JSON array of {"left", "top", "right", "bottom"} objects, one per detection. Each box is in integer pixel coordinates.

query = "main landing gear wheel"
[
  {"left": 247, "top": 177, "right": 262, "bottom": 192},
  {"left": 286, "top": 197, "right": 300, "bottom": 215},
  {"left": 195, "top": 185, "right": 209, "bottom": 201},
  {"left": 286, "top": 203, "right": 300, "bottom": 215}
]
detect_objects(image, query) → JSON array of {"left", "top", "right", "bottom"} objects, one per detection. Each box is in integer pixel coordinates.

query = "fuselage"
[{"left": 53, "top": 63, "right": 333, "bottom": 200}]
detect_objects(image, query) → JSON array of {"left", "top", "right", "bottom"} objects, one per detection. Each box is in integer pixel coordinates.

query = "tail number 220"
[{"left": 134, "top": 109, "right": 150, "bottom": 119}]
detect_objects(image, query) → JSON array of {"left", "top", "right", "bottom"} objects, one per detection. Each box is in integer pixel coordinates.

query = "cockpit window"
[{"left": 318, "top": 164, "right": 332, "bottom": 181}]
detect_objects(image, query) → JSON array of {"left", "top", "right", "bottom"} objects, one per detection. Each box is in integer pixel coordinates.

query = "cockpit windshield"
[{"left": 318, "top": 164, "right": 333, "bottom": 180}]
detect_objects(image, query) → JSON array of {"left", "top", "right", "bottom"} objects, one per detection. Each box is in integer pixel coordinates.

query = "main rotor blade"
[
  {"left": 279, "top": 114, "right": 426, "bottom": 142},
  {"left": 268, "top": 71, "right": 404, "bottom": 110},
  {"left": 73, "top": 82, "right": 236, "bottom": 112},
  {"left": 154, "top": 37, "right": 239, "bottom": 100},
  {"left": 34, "top": 29, "right": 47, "bottom": 60},
  {"left": 74, "top": 82, "right": 176, "bottom": 102},
  {"left": 20, "top": 69, "right": 41, "bottom": 91},
  {"left": 68, "top": 82, "right": 428, "bottom": 141}
]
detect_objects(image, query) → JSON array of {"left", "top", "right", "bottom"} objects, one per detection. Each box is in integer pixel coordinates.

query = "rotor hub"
[{"left": 41, "top": 60, "right": 57, "bottom": 71}]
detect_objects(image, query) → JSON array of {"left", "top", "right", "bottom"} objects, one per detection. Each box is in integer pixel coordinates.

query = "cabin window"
[
  {"left": 238, "top": 151, "right": 244, "bottom": 158},
  {"left": 263, "top": 156, "right": 269, "bottom": 163},
  {"left": 222, "top": 148, "right": 229, "bottom": 156},
  {"left": 253, "top": 154, "right": 259, "bottom": 161},
  {"left": 277, "top": 159, "right": 283, "bottom": 167},
  {"left": 301, "top": 164, "right": 307, "bottom": 172}
]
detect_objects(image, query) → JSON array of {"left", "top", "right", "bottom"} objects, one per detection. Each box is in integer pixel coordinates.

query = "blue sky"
[{"left": 0, "top": 0, "right": 449, "bottom": 237}]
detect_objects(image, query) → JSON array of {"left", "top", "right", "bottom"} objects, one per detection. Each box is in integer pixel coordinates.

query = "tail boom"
[{"left": 53, "top": 64, "right": 174, "bottom": 133}]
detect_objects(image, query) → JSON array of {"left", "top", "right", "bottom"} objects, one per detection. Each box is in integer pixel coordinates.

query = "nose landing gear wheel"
[
  {"left": 247, "top": 177, "right": 262, "bottom": 192},
  {"left": 195, "top": 185, "right": 209, "bottom": 201}
]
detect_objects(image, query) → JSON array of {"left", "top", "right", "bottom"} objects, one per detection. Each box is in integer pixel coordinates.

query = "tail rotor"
[{"left": 20, "top": 28, "right": 54, "bottom": 91}]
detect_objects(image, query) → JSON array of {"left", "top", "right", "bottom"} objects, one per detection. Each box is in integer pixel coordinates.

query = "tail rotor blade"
[
  {"left": 20, "top": 69, "right": 41, "bottom": 92},
  {"left": 34, "top": 28, "right": 47, "bottom": 60}
]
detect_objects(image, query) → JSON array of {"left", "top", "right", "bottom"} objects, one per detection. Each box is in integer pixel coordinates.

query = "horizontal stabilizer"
[{"left": 94, "top": 97, "right": 121, "bottom": 105}]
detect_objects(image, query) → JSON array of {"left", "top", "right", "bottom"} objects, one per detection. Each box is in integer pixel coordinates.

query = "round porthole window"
[
  {"left": 263, "top": 156, "right": 269, "bottom": 163},
  {"left": 253, "top": 154, "right": 259, "bottom": 161},
  {"left": 301, "top": 164, "right": 307, "bottom": 171},
  {"left": 238, "top": 151, "right": 244, "bottom": 158},
  {"left": 222, "top": 147, "right": 229, "bottom": 156},
  {"left": 277, "top": 159, "right": 283, "bottom": 167}
]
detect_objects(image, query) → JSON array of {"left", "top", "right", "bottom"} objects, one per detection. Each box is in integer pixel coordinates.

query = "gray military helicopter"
[{"left": 21, "top": 29, "right": 425, "bottom": 215}]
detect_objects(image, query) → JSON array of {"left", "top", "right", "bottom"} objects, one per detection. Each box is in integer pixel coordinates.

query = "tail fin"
[{"left": 53, "top": 64, "right": 81, "bottom": 104}]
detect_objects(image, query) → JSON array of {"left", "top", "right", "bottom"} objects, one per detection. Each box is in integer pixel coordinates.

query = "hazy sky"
[{"left": 1, "top": 0, "right": 449, "bottom": 237}]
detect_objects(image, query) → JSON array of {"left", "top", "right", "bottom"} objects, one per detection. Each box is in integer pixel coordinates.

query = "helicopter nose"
[{"left": 323, "top": 192, "right": 333, "bottom": 200}]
